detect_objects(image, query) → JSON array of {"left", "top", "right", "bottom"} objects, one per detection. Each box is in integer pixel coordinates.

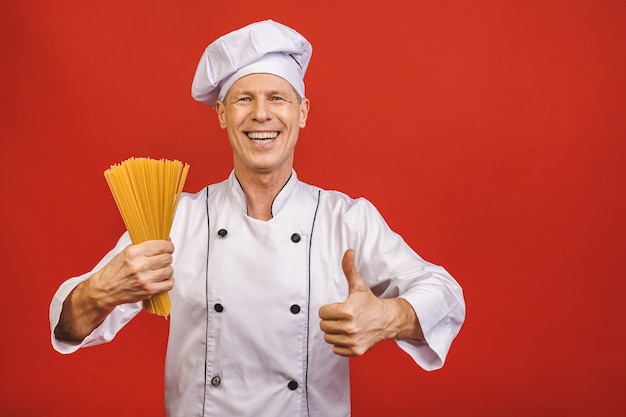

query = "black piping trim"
[
  {"left": 305, "top": 189, "right": 321, "bottom": 416},
  {"left": 270, "top": 172, "right": 293, "bottom": 218},
  {"left": 233, "top": 171, "right": 294, "bottom": 219},
  {"left": 202, "top": 186, "right": 210, "bottom": 417},
  {"left": 233, "top": 173, "right": 248, "bottom": 216}
]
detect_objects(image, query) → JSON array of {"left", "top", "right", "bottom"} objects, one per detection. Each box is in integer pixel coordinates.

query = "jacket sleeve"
[
  {"left": 346, "top": 198, "right": 466, "bottom": 371},
  {"left": 49, "top": 232, "right": 142, "bottom": 354}
]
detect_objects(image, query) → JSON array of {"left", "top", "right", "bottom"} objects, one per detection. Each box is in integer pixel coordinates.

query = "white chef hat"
[{"left": 191, "top": 19, "right": 312, "bottom": 108}]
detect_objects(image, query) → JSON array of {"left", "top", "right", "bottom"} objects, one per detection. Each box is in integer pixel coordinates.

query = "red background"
[{"left": 2, "top": 1, "right": 625, "bottom": 416}]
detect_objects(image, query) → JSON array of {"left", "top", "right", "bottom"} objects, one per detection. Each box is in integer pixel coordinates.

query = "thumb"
[{"left": 342, "top": 249, "right": 368, "bottom": 295}]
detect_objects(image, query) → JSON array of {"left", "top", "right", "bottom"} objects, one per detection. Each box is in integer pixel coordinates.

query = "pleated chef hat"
[{"left": 191, "top": 20, "right": 312, "bottom": 108}]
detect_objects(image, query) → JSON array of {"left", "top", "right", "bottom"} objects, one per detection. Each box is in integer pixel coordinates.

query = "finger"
[
  {"left": 342, "top": 249, "right": 368, "bottom": 295},
  {"left": 123, "top": 253, "right": 173, "bottom": 279},
  {"left": 319, "top": 303, "right": 352, "bottom": 321},
  {"left": 323, "top": 333, "right": 352, "bottom": 346},
  {"left": 136, "top": 240, "right": 175, "bottom": 257},
  {"left": 332, "top": 346, "right": 355, "bottom": 357},
  {"left": 132, "top": 266, "right": 175, "bottom": 293},
  {"left": 145, "top": 274, "right": 175, "bottom": 294},
  {"left": 320, "top": 319, "right": 358, "bottom": 336},
  {"left": 149, "top": 264, "right": 175, "bottom": 281},
  {"left": 319, "top": 318, "right": 345, "bottom": 334},
  {"left": 333, "top": 345, "right": 365, "bottom": 357},
  {"left": 145, "top": 253, "right": 174, "bottom": 270},
  {"left": 324, "top": 335, "right": 363, "bottom": 357}
]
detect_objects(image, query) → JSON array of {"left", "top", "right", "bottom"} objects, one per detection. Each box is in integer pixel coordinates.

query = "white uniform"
[{"left": 50, "top": 171, "right": 465, "bottom": 417}]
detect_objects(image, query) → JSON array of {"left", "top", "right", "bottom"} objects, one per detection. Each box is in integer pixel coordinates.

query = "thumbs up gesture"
[{"left": 318, "top": 249, "right": 396, "bottom": 357}]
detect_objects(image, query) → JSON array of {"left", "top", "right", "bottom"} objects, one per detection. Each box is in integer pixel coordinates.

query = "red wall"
[{"left": 2, "top": 1, "right": 625, "bottom": 415}]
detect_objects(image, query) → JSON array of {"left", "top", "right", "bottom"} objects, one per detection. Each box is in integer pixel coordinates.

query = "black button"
[
  {"left": 214, "top": 303, "right": 224, "bottom": 313},
  {"left": 287, "top": 380, "right": 298, "bottom": 390},
  {"left": 218, "top": 229, "right": 228, "bottom": 237},
  {"left": 290, "top": 304, "right": 301, "bottom": 314},
  {"left": 290, "top": 233, "right": 301, "bottom": 243},
  {"left": 211, "top": 376, "right": 221, "bottom": 386}
]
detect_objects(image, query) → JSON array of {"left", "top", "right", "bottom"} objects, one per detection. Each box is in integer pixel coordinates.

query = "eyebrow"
[
  {"left": 228, "top": 88, "right": 301, "bottom": 103},
  {"left": 233, "top": 88, "right": 291, "bottom": 97},
  {"left": 225, "top": 82, "right": 302, "bottom": 103}
]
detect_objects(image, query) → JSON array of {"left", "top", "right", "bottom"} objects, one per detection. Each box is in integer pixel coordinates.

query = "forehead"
[{"left": 227, "top": 73, "right": 299, "bottom": 97}]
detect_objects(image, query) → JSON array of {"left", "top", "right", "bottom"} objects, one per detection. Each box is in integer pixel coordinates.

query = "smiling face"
[{"left": 215, "top": 73, "right": 310, "bottom": 181}]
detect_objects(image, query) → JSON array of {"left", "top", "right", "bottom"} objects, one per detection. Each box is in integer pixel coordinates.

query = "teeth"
[
  {"left": 247, "top": 131, "right": 278, "bottom": 140},
  {"left": 251, "top": 139, "right": 274, "bottom": 145}
]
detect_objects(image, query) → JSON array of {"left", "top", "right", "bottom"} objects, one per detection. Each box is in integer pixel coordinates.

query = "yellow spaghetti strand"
[{"left": 104, "top": 157, "right": 190, "bottom": 317}]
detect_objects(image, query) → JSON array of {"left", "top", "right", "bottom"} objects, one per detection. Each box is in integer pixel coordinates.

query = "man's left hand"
[{"left": 318, "top": 249, "right": 397, "bottom": 356}]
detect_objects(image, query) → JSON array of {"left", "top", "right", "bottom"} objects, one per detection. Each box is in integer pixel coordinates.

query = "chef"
[{"left": 50, "top": 19, "right": 465, "bottom": 417}]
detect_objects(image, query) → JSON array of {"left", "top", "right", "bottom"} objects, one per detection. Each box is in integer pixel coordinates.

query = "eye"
[
  {"left": 270, "top": 96, "right": 285, "bottom": 102},
  {"left": 231, "top": 95, "right": 252, "bottom": 103}
]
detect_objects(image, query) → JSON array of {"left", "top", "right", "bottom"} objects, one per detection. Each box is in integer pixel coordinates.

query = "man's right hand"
[
  {"left": 54, "top": 240, "right": 175, "bottom": 342},
  {"left": 90, "top": 240, "right": 175, "bottom": 308}
]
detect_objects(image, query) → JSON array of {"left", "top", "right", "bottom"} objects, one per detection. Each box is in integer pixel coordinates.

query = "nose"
[{"left": 252, "top": 99, "right": 271, "bottom": 122}]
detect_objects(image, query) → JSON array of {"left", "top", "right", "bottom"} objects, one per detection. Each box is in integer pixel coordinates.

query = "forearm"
[
  {"left": 54, "top": 275, "right": 114, "bottom": 342},
  {"left": 383, "top": 297, "right": 425, "bottom": 342}
]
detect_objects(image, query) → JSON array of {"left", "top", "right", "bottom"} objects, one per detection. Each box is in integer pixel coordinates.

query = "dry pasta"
[{"left": 104, "top": 157, "right": 190, "bottom": 317}]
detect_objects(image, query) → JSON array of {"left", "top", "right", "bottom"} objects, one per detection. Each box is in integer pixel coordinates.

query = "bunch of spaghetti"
[{"left": 104, "top": 157, "right": 190, "bottom": 317}]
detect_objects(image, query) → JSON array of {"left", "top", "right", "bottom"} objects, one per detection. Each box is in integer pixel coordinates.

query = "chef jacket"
[{"left": 50, "top": 170, "right": 465, "bottom": 417}]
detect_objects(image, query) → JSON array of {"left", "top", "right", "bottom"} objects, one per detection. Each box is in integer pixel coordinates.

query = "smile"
[{"left": 246, "top": 131, "right": 279, "bottom": 144}]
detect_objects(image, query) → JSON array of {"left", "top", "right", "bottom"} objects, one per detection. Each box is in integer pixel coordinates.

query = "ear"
[
  {"left": 299, "top": 98, "right": 310, "bottom": 128},
  {"left": 215, "top": 100, "right": 227, "bottom": 129}
]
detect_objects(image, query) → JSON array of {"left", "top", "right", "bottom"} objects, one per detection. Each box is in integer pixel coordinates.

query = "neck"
[{"left": 234, "top": 167, "right": 292, "bottom": 220}]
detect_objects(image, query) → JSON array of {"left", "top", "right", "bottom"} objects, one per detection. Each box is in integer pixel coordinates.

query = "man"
[{"left": 50, "top": 20, "right": 465, "bottom": 417}]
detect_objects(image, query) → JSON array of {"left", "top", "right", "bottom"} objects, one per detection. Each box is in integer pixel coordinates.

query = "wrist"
[
  {"left": 79, "top": 274, "right": 116, "bottom": 317},
  {"left": 383, "top": 297, "right": 424, "bottom": 342}
]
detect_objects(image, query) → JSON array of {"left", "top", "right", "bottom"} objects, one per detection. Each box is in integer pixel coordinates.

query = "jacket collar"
[{"left": 228, "top": 169, "right": 298, "bottom": 218}]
